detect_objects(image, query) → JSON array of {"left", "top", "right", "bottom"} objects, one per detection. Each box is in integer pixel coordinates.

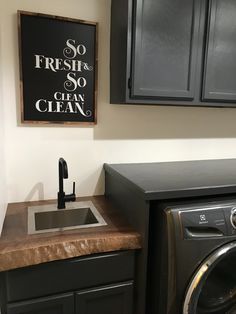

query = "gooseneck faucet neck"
[
  {"left": 59, "top": 158, "right": 68, "bottom": 194},
  {"left": 57, "top": 158, "right": 76, "bottom": 209}
]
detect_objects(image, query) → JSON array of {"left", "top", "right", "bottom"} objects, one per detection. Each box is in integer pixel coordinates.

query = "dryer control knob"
[{"left": 230, "top": 208, "right": 236, "bottom": 229}]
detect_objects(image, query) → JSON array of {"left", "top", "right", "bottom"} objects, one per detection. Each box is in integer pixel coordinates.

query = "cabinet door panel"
[
  {"left": 7, "top": 251, "right": 134, "bottom": 302},
  {"left": 76, "top": 282, "right": 133, "bottom": 314},
  {"left": 7, "top": 293, "right": 74, "bottom": 314},
  {"left": 202, "top": 0, "right": 236, "bottom": 102},
  {"left": 131, "top": 0, "right": 201, "bottom": 100}
]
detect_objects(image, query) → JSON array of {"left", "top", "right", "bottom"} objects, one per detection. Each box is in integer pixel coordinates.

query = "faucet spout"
[{"left": 57, "top": 158, "right": 76, "bottom": 209}]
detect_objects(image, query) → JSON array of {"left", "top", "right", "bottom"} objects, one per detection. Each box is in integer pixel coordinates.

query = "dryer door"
[{"left": 183, "top": 241, "right": 236, "bottom": 314}]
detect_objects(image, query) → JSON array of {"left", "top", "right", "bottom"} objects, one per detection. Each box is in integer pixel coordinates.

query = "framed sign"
[{"left": 18, "top": 11, "right": 97, "bottom": 125}]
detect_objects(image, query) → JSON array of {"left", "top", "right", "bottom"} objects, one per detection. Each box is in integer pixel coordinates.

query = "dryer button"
[{"left": 230, "top": 208, "right": 236, "bottom": 229}]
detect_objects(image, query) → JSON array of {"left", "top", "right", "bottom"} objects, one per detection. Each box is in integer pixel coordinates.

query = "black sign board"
[{"left": 18, "top": 11, "right": 97, "bottom": 125}]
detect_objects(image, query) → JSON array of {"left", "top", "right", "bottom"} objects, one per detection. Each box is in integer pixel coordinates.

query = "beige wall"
[
  {"left": 1, "top": 0, "right": 236, "bottom": 234},
  {"left": 0, "top": 5, "right": 7, "bottom": 234}
]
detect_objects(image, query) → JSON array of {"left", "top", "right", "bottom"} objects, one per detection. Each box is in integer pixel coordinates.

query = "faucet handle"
[
  {"left": 64, "top": 182, "right": 76, "bottom": 203},
  {"left": 73, "top": 182, "right": 75, "bottom": 195}
]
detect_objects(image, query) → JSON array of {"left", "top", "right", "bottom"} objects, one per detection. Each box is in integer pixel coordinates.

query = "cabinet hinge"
[{"left": 128, "top": 78, "right": 132, "bottom": 89}]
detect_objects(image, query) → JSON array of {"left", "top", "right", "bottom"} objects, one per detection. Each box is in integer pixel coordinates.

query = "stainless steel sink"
[{"left": 28, "top": 201, "right": 107, "bottom": 234}]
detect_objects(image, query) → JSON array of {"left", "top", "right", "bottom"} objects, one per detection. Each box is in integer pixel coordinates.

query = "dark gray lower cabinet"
[
  {"left": 0, "top": 251, "right": 135, "bottom": 314},
  {"left": 7, "top": 293, "right": 74, "bottom": 314},
  {"left": 6, "top": 283, "right": 133, "bottom": 314},
  {"left": 76, "top": 282, "right": 133, "bottom": 314}
]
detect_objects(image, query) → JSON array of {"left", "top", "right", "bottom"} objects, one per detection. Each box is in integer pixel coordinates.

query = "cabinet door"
[
  {"left": 75, "top": 282, "right": 133, "bottom": 314},
  {"left": 202, "top": 0, "right": 236, "bottom": 102},
  {"left": 7, "top": 293, "right": 74, "bottom": 314},
  {"left": 131, "top": 0, "right": 202, "bottom": 100}
]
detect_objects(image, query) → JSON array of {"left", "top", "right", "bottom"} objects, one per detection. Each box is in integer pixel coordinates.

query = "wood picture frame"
[{"left": 18, "top": 11, "right": 98, "bottom": 125}]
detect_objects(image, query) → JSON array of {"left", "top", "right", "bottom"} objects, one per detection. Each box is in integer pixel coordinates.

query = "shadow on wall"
[
  {"left": 25, "top": 182, "right": 44, "bottom": 202},
  {"left": 94, "top": 101, "right": 236, "bottom": 140},
  {"left": 78, "top": 167, "right": 105, "bottom": 196}
]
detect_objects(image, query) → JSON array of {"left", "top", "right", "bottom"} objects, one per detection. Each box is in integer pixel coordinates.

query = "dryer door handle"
[{"left": 185, "top": 226, "right": 223, "bottom": 238}]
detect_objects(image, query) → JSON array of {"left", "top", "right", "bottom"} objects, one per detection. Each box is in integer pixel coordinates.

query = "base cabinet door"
[
  {"left": 7, "top": 293, "right": 74, "bottom": 314},
  {"left": 75, "top": 282, "right": 133, "bottom": 314}
]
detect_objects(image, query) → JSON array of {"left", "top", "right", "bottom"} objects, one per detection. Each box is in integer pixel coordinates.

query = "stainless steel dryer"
[{"left": 148, "top": 198, "right": 236, "bottom": 314}]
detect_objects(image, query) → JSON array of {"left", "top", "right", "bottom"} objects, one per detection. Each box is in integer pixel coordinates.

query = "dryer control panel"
[{"left": 179, "top": 203, "right": 236, "bottom": 239}]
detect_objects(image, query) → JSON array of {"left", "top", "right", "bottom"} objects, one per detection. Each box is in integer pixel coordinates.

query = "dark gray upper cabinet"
[
  {"left": 110, "top": 0, "right": 236, "bottom": 107},
  {"left": 202, "top": 0, "right": 236, "bottom": 103},
  {"left": 131, "top": 0, "right": 201, "bottom": 100}
]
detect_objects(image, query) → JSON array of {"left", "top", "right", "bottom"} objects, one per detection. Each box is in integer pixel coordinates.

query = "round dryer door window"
[{"left": 183, "top": 242, "right": 236, "bottom": 314}]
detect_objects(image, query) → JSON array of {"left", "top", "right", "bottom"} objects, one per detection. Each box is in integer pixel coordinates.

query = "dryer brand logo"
[
  {"left": 199, "top": 214, "right": 208, "bottom": 224},
  {"left": 200, "top": 214, "right": 206, "bottom": 221}
]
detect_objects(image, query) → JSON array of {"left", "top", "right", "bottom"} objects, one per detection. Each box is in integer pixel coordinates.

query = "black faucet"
[{"left": 57, "top": 158, "right": 76, "bottom": 209}]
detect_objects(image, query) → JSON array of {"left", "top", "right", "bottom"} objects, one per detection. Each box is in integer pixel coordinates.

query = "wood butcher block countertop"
[{"left": 0, "top": 196, "right": 141, "bottom": 271}]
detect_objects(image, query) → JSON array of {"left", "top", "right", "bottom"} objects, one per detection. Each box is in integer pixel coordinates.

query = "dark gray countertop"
[{"left": 104, "top": 159, "right": 236, "bottom": 200}]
